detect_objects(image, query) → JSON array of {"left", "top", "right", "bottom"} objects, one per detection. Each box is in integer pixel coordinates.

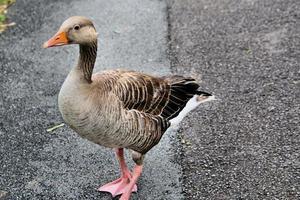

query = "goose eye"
[{"left": 74, "top": 25, "right": 80, "bottom": 30}]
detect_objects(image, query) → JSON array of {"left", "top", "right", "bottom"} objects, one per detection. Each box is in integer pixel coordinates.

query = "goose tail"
[{"left": 195, "top": 90, "right": 215, "bottom": 103}]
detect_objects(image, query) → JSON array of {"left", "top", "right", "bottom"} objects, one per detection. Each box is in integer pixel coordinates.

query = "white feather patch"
[{"left": 169, "top": 95, "right": 216, "bottom": 126}]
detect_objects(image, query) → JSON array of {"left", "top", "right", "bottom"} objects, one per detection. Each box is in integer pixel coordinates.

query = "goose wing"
[
  {"left": 92, "top": 69, "right": 211, "bottom": 153},
  {"left": 97, "top": 69, "right": 208, "bottom": 120}
]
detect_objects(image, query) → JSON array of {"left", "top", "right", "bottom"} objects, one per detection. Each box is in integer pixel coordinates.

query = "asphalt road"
[
  {"left": 0, "top": 0, "right": 182, "bottom": 200},
  {"left": 1, "top": 0, "right": 299, "bottom": 200},
  {"left": 168, "top": 0, "right": 300, "bottom": 199}
]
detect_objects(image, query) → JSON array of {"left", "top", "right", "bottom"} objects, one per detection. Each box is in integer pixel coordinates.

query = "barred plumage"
[{"left": 88, "top": 69, "right": 210, "bottom": 153}]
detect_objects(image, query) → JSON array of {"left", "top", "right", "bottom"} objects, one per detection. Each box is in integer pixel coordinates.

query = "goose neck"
[{"left": 77, "top": 40, "right": 97, "bottom": 83}]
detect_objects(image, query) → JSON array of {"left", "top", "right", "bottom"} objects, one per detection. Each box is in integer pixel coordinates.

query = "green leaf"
[{"left": 0, "top": 14, "right": 5, "bottom": 22}]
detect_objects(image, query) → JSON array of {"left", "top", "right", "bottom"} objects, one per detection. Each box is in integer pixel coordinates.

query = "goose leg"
[
  {"left": 119, "top": 164, "right": 143, "bottom": 200},
  {"left": 98, "top": 148, "right": 137, "bottom": 197}
]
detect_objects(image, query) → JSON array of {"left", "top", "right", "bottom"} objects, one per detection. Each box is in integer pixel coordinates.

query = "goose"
[{"left": 43, "top": 16, "right": 213, "bottom": 200}]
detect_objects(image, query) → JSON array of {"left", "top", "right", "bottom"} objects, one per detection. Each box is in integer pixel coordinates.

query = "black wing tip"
[{"left": 196, "top": 91, "right": 212, "bottom": 97}]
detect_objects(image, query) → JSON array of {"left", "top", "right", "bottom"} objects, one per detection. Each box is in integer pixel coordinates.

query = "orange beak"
[{"left": 43, "top": 31, "right": 69, "bottom": 48}]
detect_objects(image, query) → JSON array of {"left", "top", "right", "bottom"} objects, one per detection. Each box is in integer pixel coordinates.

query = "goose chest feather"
[
  {"left": 58, "top": 69, "right": 124, "bottom": 148},
  {"left": 43, "top": 16, "right": 213, "bottom": 200}
]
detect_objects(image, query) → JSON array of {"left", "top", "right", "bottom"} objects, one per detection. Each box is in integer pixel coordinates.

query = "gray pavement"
[
  {"left": 168, "top": 0, "right": 300, "bottom": 199},
  {"left": 1, "top": 0, "right": 299, "bottom": 200},
  {"left": 0, "top": 0, "right": 182, "bottom": 199}
]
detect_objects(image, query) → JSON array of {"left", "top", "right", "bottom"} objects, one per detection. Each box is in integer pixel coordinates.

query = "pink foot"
[{"left": 98, "top": 177, "right": 137, "bottom": 197}]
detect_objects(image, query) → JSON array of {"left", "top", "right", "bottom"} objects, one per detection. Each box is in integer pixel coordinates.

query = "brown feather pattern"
[
  {"left": 88, "top": 69, "right": 205, "bottom": 153},
  {"left": 56, "top": 18, "right": 211, "bottom": 155}
]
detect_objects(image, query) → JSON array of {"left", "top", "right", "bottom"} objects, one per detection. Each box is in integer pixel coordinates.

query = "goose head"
[{"left": 43, "top": 16, "right": 97, "bottom": 48}]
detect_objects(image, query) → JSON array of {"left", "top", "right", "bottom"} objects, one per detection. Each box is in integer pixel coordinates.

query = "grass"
[
  {"left": 0, "top": 0, "right": 15, "bottom": 33},
  {"left": 46, "top": 123, "right": 65, "bottom": 132}
]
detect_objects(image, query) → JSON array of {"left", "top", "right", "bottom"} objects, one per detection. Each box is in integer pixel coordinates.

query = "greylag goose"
[{"left": 43, "top": 16, "right": 213, "bottom": 200}]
